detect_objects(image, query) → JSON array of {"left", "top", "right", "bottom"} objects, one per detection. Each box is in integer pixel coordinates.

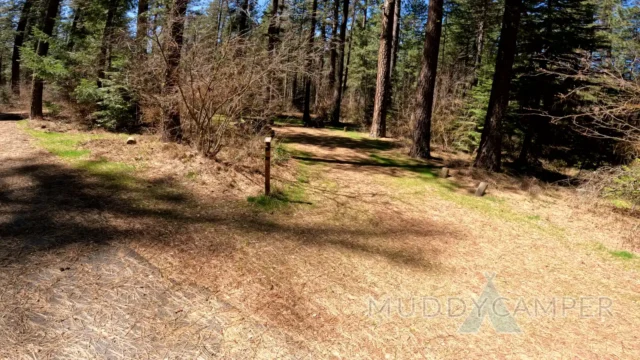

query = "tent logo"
[{"left": 458, "top": 273, "right": 522, "bottom": 334}]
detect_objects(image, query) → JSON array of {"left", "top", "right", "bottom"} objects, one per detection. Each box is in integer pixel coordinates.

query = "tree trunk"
[
  {"left": 11, "top": 0, "right": 34, "bottom": 95},
  {"left": 342, "top": 1, "right": 357, "bottom": 94},
  {"left": 390, "top": 0, "right": 400, "bottom": 77},
  {"left": 238, "top": 0, "right": 250, "bottom": 35},
  {"left": 30, "top": 0, "right": 62, "bottom": 120},
  {"left": 328, "top": 0, "right": 339, "bottom": 91},
  {"left": 472, "top": 0, "right": 489, "bottom": 85},
  {"left": 303, "top": 0, "right": 319, "bottom": 126},
  {"left": 474, "top": 0, "right": 522, "bottom": 171},
  {"left": 162, "top": 0, "right": 189, "bottom": 142},
  {"left": 97, "top": 0, "right": 118, "bottom": 88},
  {"left": 370, "top": 0, "right": 396, "bottom": 138},
  {"left": 0, "top": 55, "right": 4, "bottom": 85},
  {"left": 408, "top": 0, "right": 444, "bottom": 158},
  {"left": 329, "top": 0, "right": 350, "bottom": 125},
  {"left": 137, "top": 0, "right": 149, "bottom": 47},
  {"left": 267, "top": 0, "right": 280, "bottom": 52}
]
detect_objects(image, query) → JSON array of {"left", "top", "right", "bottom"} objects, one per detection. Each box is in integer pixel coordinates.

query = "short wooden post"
[
  {"left": 440, "top": 167, "right": 449, "bottom": 178},
  {"left": 265, "top": 137, "right": 272, "bottom": 196},
  {"left": 475, "top": 182, "right": 488, "bottom": 197}
]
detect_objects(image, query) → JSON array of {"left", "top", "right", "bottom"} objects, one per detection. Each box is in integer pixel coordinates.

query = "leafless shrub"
[{"left": 141, "top": 29, "right": 311, "bottom": 158}]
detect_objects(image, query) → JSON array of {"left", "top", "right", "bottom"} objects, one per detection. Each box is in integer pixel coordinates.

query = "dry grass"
[{"left": 2, "top": 118, "right": 639, "bottom": 358}]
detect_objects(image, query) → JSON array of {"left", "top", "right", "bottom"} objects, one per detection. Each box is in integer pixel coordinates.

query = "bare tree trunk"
[
  {"left": 328, "top": 0, "right": 339, "bottom": 92},
  {"left": 267, "top": 0, "right": 280, "bottom": 52},
  {"left": 0, "top": 55, "right": 4, "bottom": 85},
  {"left": 342, "top": 1, "right": 357, "bottom": 93},
  {"left": 238, "top": 0, "right": 250, "bottom": 35},
  {"left": 474, "top": 0, "right": 522, "bottom": 171},
  {"left": 315, "top": 11, "right": 327, "bottom": 109},
  {"left": 472, "top": 0, "right": 489, "bottom": 85},
  {"left": 265, "top": 0, "right": 280, "bottom": 106},
  {"left": 67, "top": 3, "right": 82, "bottom": 51},
  {"left": 137, "top": 0, "right": 149, "bottom": 47},
  {"left": 11, "top": 0, "right": 34, "bottom": 95},
  {"left": 97, "top": 0, "right": 118, "bottom": 88},
  {"left": 30, "top": 0, "right": 62, "bottom": 120},
  {"left": 390, "top": 0, "right": 400, "bottom": 76},
  {"left": 214, "top": 0, "right": 224, "bottom": 45},
  {"left": 303, "top": 0, "right": 319, "bottom": 126},
  {"left": 370, "top": 0, "right": 396, "bottom": 138},
  {"left": 329, "top": 0, "right": 350, "bottom": 125},
  {"left": 408, "top": 0, "right": 444, "bottom": 158},
  {"left": 162, "top": 0, "right": 189, "bottom": 142}
]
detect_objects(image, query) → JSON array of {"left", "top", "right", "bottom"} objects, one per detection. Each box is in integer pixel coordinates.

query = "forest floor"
[{"left": 1, "top": 112, "right": 639, "bottom": 359}]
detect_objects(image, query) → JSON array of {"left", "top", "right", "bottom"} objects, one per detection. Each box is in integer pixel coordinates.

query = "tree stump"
[{"left": 475, "top": 182, "right": 488, "bottom": 197}]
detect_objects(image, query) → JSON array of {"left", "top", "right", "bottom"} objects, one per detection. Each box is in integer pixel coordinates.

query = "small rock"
[
  {"left": 475, "top": 182, "right": 489, "bottom": 197},
  {"left": 126, "top": 136, "right": 137, "bottom": 145}
]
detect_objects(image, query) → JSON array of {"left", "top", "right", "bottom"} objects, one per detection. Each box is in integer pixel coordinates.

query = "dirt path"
[
  {"left": 2, "top": 118, "right": 639, "bottom": 358},
  {"left": 0, "top": 118, "right": 304, "bottom": 358}
]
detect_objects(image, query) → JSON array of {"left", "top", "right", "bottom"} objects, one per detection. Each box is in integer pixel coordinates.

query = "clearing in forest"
[{"left": 0, "top": 115, "right": 639, "bottom": 358}]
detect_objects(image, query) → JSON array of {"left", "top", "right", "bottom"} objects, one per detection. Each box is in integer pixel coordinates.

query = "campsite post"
[{"left": 265, "top": 137, "right": 272, "bottom": 196}]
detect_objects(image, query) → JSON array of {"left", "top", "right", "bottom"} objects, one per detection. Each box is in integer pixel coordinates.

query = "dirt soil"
[{"left": 1, "top": 117, "right": 639, "bottom": 359}]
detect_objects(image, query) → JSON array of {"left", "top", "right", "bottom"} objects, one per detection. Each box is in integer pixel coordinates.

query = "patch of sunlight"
[
  {"left": 248, "top": 157, "right": 315, "bottom": 211},
  {"left": 19, "top": 121, "right": 123, "bottom": 161},
  {"left": 273, "top": 116, "right": 303, "bottom": 126},
  {"left": 247, "top": 186, "right": 306, "bottom": 211},
  {"left": 610, "top": 198, "right": 633, "bottom": 209},
  {"left": 369, "top": 153, "right": 439, "bottom": 178},
  {"left": 610, "top": 250, "right": 636, "bottom": 260},
  {"left": 384, "top": 173, "right": 564, "bottom": 237},
  {"left": 593, "top": 243, "right": 640, "bottom": 269}
]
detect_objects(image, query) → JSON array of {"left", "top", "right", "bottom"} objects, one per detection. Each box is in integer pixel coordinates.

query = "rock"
[
  {"left": 126, "top": 137, "right": 137, "bottom": 145},
  {"left": 440, "top": 167, "right": 449, "bottom": 178},
  {"left": 475, "top": 182, "right": 489, "bottom": 197}
]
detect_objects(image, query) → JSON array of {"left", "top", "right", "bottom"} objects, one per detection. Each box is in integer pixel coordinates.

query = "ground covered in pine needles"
[{"left": 1, "top": 113, "right": 639, "bottom": 358}]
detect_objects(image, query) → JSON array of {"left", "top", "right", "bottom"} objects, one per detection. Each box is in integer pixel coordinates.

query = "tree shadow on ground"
[
  {"left": 283, "top": 132, "right": 400, "bottom": 152},
  {"left": 0, "top": 156, "right": 449, "bottom": 271},
  {"left": 0, "top": 113, "right": 26, "bottom": 121}
]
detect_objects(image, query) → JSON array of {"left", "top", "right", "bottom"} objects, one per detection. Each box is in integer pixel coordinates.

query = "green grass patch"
[
  {"left": 186, "top": 171, "right": 198, "bottom": 180},
  {"left": 273, "top": 116, "right": 303, "bottom": 126},
  {"left": 20, "top": 121, "right": 137, "bottom": 184},
  {"left": 610, "top": 250, "right": 636, "bottom": 260},
  {"left": 610, "top": 198, "right": 633, "bottom": 209},
  {"left": 247, "top": 186, "right": 306, "bottom": 211}
]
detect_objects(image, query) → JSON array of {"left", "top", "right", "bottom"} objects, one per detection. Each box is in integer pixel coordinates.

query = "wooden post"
[
  {"left": 265, "top": 137, "right": 272, "bottom": 196},
  {"left": 440, "top": 167, "right": 449, "bottom": 178}
]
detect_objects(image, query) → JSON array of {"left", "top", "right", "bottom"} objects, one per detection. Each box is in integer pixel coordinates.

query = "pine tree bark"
[
  {"left": 474, "top": 0, "right": 522, "bottom": 171},
  {"left": 408, "top": 0, "right": 444, "bottom": 158},
  {"left": 370, "top": 0, "right": 396, "bottom": 138},
  {"left": 67, "top": 6, "right": 81, "bottom": 51},
  {"left": 472, "top": 0, "right": 489, "bottom": 85},
  {"left": 341, "top": 1, "right": 356, "bottom": 94},
  {"left": 162, "top": 0, "right": 189, "bottom": 142},
  {"left": 238, "top": 0, "right": 250, "bottom": 35},
  {"left": 329, "top": 0, "right": 350, "bottom": 125},
  {"left": 267, "top": 0, "right": 280, "bottom": 52},
  {"left": 97, "top": 0, "right": 118, "bottom": 88},
  {"left": 303, "top": 0, "right": 319, "bottom": 126},
  {"left": 137, "top": 0, "right": 149, "bottom": 46},
  {"left": 30, "top": 0, "right": 62, "bottom": 120},
  {"left": 328, "top": 0, "right": 339, "bottom": 92},
  {"left": 11, "top": 0, "right": 34, "bottom": 95}
]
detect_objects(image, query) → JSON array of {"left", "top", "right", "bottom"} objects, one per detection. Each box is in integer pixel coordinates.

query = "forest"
[
  {"left": 1, "top": 0, "right": 640, "bottom": 357},
  {"left": 0, "top": 0, "right": 638, "bottom": 180}
]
